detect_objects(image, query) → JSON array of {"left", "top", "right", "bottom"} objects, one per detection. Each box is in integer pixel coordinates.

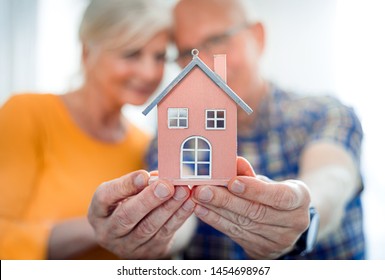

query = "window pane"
[
  {"left": 207, "top": 120, "right": 215, "bottom": 128},
  {"left": 179, "top": 108, "right": 187, "bottom": 117},
  {"left": 197, "top": 150, "right": 210, "bottom": 162},
  {"left": 217, "top": 120, "right": 225, "bottom": 128},
  {"left": 197, "top": 138, "right": 210, "bottom": 149},
  {"left": 183, "top": 150, "right": 195, "bottom": 162},
  {"left": 217, "top": 110, "right": 225, "bottom": 118},
  {"left": 183, "top": 138, "right": 195, "bottom": 149},
  {"left": 207, "top": 110, "right": 215, "bottom": 118},
  {"left": 169, "top": 119, "right": 178, "bottom": 127},
  {"left": 168, "top": 108, "right": 178, "bottom": 118},
  {"left": 182, "top": 163, "right": 195, "bottom": 176},
  {"left": 197, "top": 164, "right": 210, "bottom": 176},
  {"left": 179, "top": 118, "right": 187, "bottom": 127}
]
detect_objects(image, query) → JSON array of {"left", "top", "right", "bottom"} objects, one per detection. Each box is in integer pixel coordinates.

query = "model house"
[{"left": 143, "top": 49, "right": 252, "bottom": 186}]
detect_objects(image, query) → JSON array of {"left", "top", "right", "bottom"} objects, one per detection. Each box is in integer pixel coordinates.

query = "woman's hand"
[{"left": 88, "top": 170, "right": 195, "bottom": 259}]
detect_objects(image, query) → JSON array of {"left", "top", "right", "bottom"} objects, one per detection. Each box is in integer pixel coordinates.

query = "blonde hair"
[{"left": 79, "top": 0, "right": 172, "bottom": 49}]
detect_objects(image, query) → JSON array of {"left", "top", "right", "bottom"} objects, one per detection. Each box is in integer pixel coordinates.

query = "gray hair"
[{"left": 79, "top": 0, "right": 172, "bottom": 49}]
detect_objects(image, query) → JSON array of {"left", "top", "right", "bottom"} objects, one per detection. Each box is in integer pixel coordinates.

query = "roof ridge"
[{"left": 142, "top": 54, "right": 253, "bottom": 116}]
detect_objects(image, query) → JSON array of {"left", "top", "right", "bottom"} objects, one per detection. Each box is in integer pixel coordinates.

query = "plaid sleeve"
[
  {"left": 146, "top": 135, "right": 159, "bottom": 172},
  {"left": 309, "top": 100, "right": 363, "bottom": 163}
]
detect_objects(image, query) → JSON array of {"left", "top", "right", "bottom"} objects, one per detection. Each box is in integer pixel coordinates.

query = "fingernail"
[
  {"left": 196, "top": 186, "right": 213, "bottom": 202},
  {"left": 173, "top": 187, "right": 188, "bottom": 201},
  {"left": 154, "top": 183, "right": 171, "bottom": 199},
  {"left": 230, "top": 179, "right": 245, "bottom": 194},
  {"left": 134, "top": 173, "right": 146, "bottom": 188},
  {"left": 182, "top": 199, "right": 195, "bottom": 211},
  {"left": 194, "top": 205, "right": 209, "bottom": 217}
]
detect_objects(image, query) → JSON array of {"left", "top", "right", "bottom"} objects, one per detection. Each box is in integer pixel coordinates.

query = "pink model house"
[{"left": 143, "top": 49, "right": 252, "bottom": 186}]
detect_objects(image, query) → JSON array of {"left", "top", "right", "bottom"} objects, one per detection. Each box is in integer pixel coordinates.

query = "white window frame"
[
  {"left": 180, "top": 136, "right": 212, "bottom": 179},
  {"left": 168, "top": 108, "right": 188, "bottom": 129},
  {"left": 205, "top": 109, "right": 226, "bottom": 130}
]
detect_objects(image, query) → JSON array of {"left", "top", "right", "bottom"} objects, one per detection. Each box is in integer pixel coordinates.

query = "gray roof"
[{"left": 142, "top": 55, "right": 253, "bottom": 116}]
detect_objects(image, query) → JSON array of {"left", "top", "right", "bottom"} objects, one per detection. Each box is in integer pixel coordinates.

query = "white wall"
[
  {"left": 248, "top": 0, "right": 336, "bottom": 95},
  {"left": 248, "top": 0, "right": 385, "bottom": 260},
  {"left": 35, "top": 0, "right": 88, "bottom": 94},
  {"left": 334, "top": 0, "right": 385, "bottom": 260},
  {"left": 0, "top": 0, "right": 38, "bottom": 103},
  {"left": 2, "top": 0, "right": 384, "bottom": 259}
]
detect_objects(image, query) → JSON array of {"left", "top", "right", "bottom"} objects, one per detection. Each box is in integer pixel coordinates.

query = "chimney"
[{"left": 214, "top": 54, "right": 227, "bottom": 83}]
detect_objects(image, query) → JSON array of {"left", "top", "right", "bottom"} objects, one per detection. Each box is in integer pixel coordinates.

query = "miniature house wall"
[{"left": 143, "top": 50, "right": 252, "bottom": 186}]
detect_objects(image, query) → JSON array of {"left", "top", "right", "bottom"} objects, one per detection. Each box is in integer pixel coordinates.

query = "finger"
[
  {"left": 194, "top": 203, "right": 292, "bottom": 242},
  {"left": 88, "top": 170, "right": 150, "bottom": 219},
  {"left": 133, "top": 197, "right": 196, "bottom": 256},
  {"left": 197, "top": 197, "right": 307, "bottom": 235},
  {"left": 236, "top": 156, "right": 275, "bottom": 184},
  {"left": 194, "top": 205, "right": 297, "bottom": 259},
  {"left": 255, "top": 175, "right": 274, "bottom": 183},
  {"left": 236, "top": 156, "right": 257, "bottom": 177},
  {"left": 228, "top": 177, "right": 310, "bottom": 210},
  {"left": 193, "top": 204, "right": 270, "bottom": 245},
  {"left": 129, "top": 186, "right": 192, "bottom": 243},
  {"left": 192, "top": 185, "right": 295, "bottom": 226},
  {"left": 234, "top": 157, "right": 310, "bottom": 209},
  {"left": 106, "top": 179, "right": 175, "bottom": 237},
  {"left": 156, "top": 198, "right": 196, "bottom": 238},
  {"left": 149, "top": 170, "right": 159, "bottom": 176}
]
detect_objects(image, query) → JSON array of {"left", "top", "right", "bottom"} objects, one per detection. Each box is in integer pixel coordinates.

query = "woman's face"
[{"left": 84, "top": 30, "right": 169, "bottom": 107}]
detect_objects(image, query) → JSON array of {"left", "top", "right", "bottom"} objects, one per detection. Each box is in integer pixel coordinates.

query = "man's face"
[{"left": 173, "top": 1, "right": 264, "bottom": 106}]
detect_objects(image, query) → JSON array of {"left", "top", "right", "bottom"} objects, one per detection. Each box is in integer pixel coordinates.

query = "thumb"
[
  {"left": 236, "top": 156, "right": 256, "bottom": 177},
  {"left": 89, "top": 170, "right": 150, "bottom": 218}
]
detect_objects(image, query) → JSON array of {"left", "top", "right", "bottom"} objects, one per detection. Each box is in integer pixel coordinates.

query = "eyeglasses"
[{"left": 174, "top": 23, "right": 249, "bottom": 67}]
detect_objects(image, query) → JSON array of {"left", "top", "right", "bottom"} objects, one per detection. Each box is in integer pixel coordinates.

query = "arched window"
[{"left": 181, "top": 136, "right": 211, "bottom": 178}]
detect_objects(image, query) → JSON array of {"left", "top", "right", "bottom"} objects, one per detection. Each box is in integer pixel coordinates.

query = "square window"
[
  {"left": 168, "top": 108, "right": 188, "bottom": 128},
  {"left": 206, "top": 109, "right": 226, "bottom": 129}
]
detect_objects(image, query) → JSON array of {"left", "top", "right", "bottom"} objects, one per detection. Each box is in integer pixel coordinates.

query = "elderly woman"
[{"left": 0, "top": 0, "right": 191, "bottom": 259}]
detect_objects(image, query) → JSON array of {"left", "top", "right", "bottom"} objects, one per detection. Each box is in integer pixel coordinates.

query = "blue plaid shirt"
[{"left": 146, "top": 84, "right": 365, "bottom": 259}]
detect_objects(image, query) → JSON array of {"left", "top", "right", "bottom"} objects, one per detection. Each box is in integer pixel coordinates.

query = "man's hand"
[
  {"left": 191, "top": 157, "right": 311, "bottom": 259},
  {"left": 88, "top": 170, "right": 195, "bottom": 259}
]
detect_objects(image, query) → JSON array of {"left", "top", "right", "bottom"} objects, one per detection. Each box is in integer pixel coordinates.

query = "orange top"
[{"left": 0, "top": 94, "right": 150, "bottom": 259}]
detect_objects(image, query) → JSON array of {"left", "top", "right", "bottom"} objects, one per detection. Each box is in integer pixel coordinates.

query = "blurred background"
[{"left": 0, "top": 0, "right": 384, "bottom": 259}]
